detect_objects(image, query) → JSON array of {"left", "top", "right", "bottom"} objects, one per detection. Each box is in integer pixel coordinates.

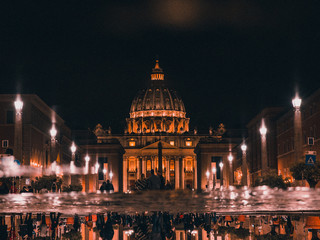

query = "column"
[
  {"left": 137, "top": 157, "right": 141, "bottom": 180},
  {"left": 123, "top": 158, "right": 127, "bottom": 192},
  {"left": 166, "top": 157, "right": 170, "bottom": 182},
  {"left": 175, "top": 157, "right": 180, "bottom": 189},
  {"left": 180, "top": 157, "right": 185, "bottom": 189},
  {"left": 241, "top": 151, "right": 248, "bottom": 186},
  {"left": 142, "top": 157, "right": 146, "bottom": 176},
  {"left": 193, "top": 157, "right": 197, "bottom": 189}
]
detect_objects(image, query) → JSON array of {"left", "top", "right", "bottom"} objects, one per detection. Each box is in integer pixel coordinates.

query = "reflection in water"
[{"left": 0, "top": 212, "right": 319, "bottom": 239}]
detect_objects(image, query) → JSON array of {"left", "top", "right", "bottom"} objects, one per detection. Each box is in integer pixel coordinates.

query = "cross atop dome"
[{"left": 151, "top": 59, "right": 164, "bottom": 80}]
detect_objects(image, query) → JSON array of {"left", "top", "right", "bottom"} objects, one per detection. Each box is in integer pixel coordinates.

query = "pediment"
[{"left": 141, "top": 140, "right": 178, "bottom": 150}]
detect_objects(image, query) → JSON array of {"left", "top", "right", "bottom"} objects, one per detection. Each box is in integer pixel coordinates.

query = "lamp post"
[
  {"left": 259, "top": 119, "right": 268, "bottom": 175},
  {"left": 103, "top": 168, "right": 107, "bottom": 181},
  {"left": 212, "top": 167, "right": 216, "bottom": 190},
  {"left": 292, "top": 94, "right": 303, "bottom": 164},
  {"left": 219, "top": 161, "right": 224, "bottom": 188},
  {"left": 70, "top": 142, "right": 76, "bottom": 185},
  {"left": 50, "top": 124, "right": 57, "bottom": 172},
  {"left": 14, "top": 95, "right": 23, "bottom": 164},
  {"left": 206, "top": 170, "right": 210, "bottom": 190},
  {"left": 84, "top": 154, "right": 90, "bottom": 175},
  {"left": 241, "top": 142, "right": 248, "bottom": 186},
  {"left": 109, "top": 171, "right": 113, "bottom": 182},
  {"left": 228, "top": 153, "right": 234, "bottom": 186}
]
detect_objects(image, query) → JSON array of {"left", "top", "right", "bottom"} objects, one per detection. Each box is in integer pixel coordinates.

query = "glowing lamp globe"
[
  {"left": 219, "top": 162, "right": 223, "bottom": 169},
  {"left": 85, "top": 155, "right": 90, "bottom": 162},
  {"left": 212, "top": 167, "right": 216, "bottom": 174},
  {"left": 50, "top": 125, "right": 57, "bottom": 138},
  {"left": 292, "top": 95, "right": 302, "bottom": 109},
  {"left": 206, "top": 170, "right": 210, "bottom": 179},
  {"left": 259, "top": 125, "right": 267, "bottom": 136},
  {"left": 228, "top": 154, "right": 233, "bottom": 163},
  {"left": 14, "top": 98, "right": 23, "bottom": 112},
  {"left": 70, "top": 142, "right": 76, "bottom": 153},
  {"left": 241, "top": 143, "right": 247, "bottom": 152}
]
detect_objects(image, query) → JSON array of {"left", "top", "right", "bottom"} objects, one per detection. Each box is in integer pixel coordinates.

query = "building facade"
[{"left": 77, "top": 61, "right": 243, "bottom": 192}]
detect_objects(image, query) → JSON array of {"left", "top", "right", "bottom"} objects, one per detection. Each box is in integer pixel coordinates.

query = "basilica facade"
[{"left": 78, "top": 60, "right": 243, "bottom": 192}]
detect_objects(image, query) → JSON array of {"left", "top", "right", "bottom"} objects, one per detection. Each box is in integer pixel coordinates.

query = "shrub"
[{"left": 62, "top": 184, "right": 83, "bottom": 192}]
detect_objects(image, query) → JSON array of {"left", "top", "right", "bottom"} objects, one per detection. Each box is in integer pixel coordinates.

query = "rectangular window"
[
  {"left": 169, "top": 141, "right": 175, "bottom": 146},
  {"left": 6, "top": 110, "right": 14, "bottom": 124},
  {"left": 212, "top": 156, "right": 222, "bottom": 179},
  {"left": 2, "top": 140, "right": 9, "bottom": 148},
  {"left": 185, "top": 141, "right": 192, "bottom": 147},
  {"left": 129, "top": 141, "right": 135, "bottom": 147},
  {"left": 98, "top": 157, "right": 107, "bottom": 180}
]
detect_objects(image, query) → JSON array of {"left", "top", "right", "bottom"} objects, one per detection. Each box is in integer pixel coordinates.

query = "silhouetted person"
[
  {"left": 51, "top": 182, "right": 57, "bottom": 193},
  {"left": 165, "top": 180, "right": 172, "bottom": 190},
  {"left": 0, "top": 181, "right": 9, "bottom": 195},
  {"left": 20, "top": 186, "right": 28, "bottom": 193},
  {"left": 105, "top": 180, "right": 114, "bottom": 192},
  {"left": 0, "top": 216, "right": 8, "bottom": 240},
  {"left": 148, "top": 169, "right": 160, "bottom": 190},
  {"left": 100, "top": 182, "right": 107, "bottom": 192},
  {"left": 10, "top": 182, "right": 17, "bottom": 193},
  {"left": 50, "top": 212, "right": 61, "bottom": 239},
  {"left": 27, "top": 185, "right": 33, "bottom": 193}
]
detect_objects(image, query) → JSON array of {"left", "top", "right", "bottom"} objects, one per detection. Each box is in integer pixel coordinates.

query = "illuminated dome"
[{"left": 127, "top": 60, "right": 189, "bottom": 134}]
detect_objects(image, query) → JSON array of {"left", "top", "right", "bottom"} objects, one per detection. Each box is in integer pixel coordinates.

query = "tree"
[
  {"left": 254, "top": 170, "right": 288, "bottom": 189},
  {"left": 290, "top": 162, "right": 320, "bottom": 188},
  {"left": 34, "top": 175, "right": 62, "bottom": 192}
]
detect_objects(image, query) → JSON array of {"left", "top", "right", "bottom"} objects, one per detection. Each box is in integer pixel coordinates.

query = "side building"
[{"left": 0, "top": 94, "right": 73, "bottom": 185}]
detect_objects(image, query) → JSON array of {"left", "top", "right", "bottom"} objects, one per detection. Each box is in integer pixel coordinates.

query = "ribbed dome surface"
[{"left": 130, "top": 85, "right": 185, "bottom": 113}]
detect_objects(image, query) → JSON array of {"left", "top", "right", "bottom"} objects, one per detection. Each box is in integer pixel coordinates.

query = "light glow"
[
  {"left": 109, "top": 171, "right": 113, "bottom": 180},
  {"left": 85, "top": 155, "right": 90, "bottom": 162},
  {"left": 219, "top": 161, "right": 223, "bottom": 169},
  {"left": 212, "top": 167, "right": 216, "bottom": 174},
  {"left": 50, "top": 124, "right": 57, "bottom": 139},
  {"left": 14, "top": 96, "right": 23, "bottom": 112},
  {"left": 292, "top": 94, "right": 302, "bottom": 109},
  {"left": 70, "top": 142, "right": 76, "bottom": 153},
  {"left": 206, "top": 170, "right": 210, "bottom": 179},
  {"left": 259, "top": 119, "right": 267, "bottom": 136},
  {"left": 228, "top": 154, "right": 233, "bottom": 163},
  {"left": 241, "top": 143, "right": 247, "bottom": 152}
]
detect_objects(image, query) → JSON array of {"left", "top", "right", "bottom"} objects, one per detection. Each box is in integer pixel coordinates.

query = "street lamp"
[
  {"left": 292, "top": 94, "right": 302, "bottom": 110},
  {"left": 241, "top": 142, "right": 248, "bottom": 186},
  {"left": 49, "top": 124, "right": 57, "bottom": 172},
  {"left": 70, "top": 142, "right": 76, "bottom": 154},
  {"left": 219, "top": 161, "right": 224, "bottom": 187},
  {"left": 95, "top": 162, "right": 99, "bottom": 174},
  {"left": 228, "top": 153, "right": 233, "bottom": 186},
  {"left": 212, "top": 167, "right": 216, "bottom": 190},
  {"left": 260, "top": 119, "right": 268, "bottom": 174},
  {"left": 84, "top": 154, "right": 90, "bottom": 175},
  {"left": 50, "top": 124, "right": 57, "bottom": 141},
  {"left": 292, "top": 93, "right": 303, "bottom": 165},
  {"left": 109, "top": 171, "right": 113, "bottom": 182},
  {"left": 206, "top": 170, "right": 210, "bottom": 190},
  {"left": 14, "top": 95, "right": 23, "bottom": 165},
  {"left": 103, "top": 168, "right": 107, "bottom": 180},
  {"left": 70, "top": 142, "right": 76, "bottom": 175},
  {"left": 14, "top": 97, "right": 23, "bottom": 114}
]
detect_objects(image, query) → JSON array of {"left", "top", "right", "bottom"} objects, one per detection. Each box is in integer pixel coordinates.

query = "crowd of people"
[{"left": 134, "top": 169, "right": 173, "bottom": 191}]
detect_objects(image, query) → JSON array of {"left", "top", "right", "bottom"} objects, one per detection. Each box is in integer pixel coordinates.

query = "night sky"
[{"left": 1, "top": 1, "right": 320, "bottom": 133}]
